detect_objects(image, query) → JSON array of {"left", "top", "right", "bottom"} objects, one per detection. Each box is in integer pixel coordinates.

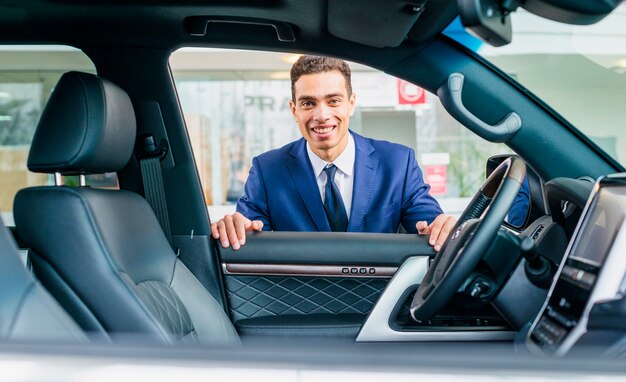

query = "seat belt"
[{"left": 138, "top": 134, "right": 174, "bottom": 248}]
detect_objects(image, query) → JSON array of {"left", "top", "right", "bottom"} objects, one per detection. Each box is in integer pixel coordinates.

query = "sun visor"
[{"left": 327, "top": 0, "right": 427, "bottom": 48}]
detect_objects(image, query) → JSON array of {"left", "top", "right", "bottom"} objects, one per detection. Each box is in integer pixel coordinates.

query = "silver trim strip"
[
  {"left": 222, "top": 263, "right": 397, "bottom": 278},
  {"left": 356, "top": 256, "right": 515, "bottom": 342}
]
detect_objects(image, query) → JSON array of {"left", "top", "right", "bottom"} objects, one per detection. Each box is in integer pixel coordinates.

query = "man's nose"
[{"left": 313, "top": 103, "right": 331, "bottom": 122}]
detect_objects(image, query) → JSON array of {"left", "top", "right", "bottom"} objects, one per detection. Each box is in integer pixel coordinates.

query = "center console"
[{"left": 527, "top": 175, "right": 626, "bottom": 355}]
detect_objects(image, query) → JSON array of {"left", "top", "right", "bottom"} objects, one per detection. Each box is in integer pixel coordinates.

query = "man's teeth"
[{"left": 313, "top": 126, "right": 333, "bottom": 134}]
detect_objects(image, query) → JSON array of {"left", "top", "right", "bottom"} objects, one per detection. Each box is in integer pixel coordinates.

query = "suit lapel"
[
  {"left": 286, "top": 140, "right": 331, "bottom": 231},
  {"left": 348, "top": 133, "right": 379, "bottom": 232}
]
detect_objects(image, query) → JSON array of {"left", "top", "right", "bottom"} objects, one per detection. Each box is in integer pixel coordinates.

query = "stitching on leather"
[
  {"left": 135, "top": 280, "right": 197, "bottom": 342},
  {"left": 39, "top": 187, "right": 172, "bottom": 341},
  {"left": 226, "top": 276, "right": 386, "bottom": 321}
]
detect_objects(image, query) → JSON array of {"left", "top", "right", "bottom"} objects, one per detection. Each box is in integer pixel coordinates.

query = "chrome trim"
[
  {"left": 222, "top": 263, "right": 397, "bottom": 278},
  {"left": 54, "top": 172, "right": 62, "bottom": 186},
  {"left": 79, "top": 174, "right": 86, "bottom": 187},
  {"left": 356, "top": 257, "right": 515, "bottom": 342}
]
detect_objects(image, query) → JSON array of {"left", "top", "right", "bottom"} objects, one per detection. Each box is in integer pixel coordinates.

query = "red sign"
[
  {"left": 397, "top": 79, "right": 426, "bottom": 105},
  {"left": 424, "top": 165, "right": 447, "bottom": 196}
]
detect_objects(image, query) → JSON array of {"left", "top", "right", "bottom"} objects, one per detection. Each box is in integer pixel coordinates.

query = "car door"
[
  {"left": 164, "top": 48, "right": 521, "bottom": 340},
  {"left": 218, "top": 232, "right": 434, "bottom": 338}
]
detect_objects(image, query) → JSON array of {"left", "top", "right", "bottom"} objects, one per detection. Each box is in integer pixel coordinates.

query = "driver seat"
[{"left": 14, "top": 71, "right": 239, "bottom": 345}]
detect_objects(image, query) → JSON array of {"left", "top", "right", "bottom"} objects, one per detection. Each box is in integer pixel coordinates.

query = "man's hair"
[{"left": 290, "top": 55, "right": 352, "bottom": 101}]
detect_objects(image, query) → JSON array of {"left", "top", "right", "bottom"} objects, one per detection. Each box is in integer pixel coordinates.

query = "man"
[{"left": 211, "top": 55, "right": 456, "bottom": 251}]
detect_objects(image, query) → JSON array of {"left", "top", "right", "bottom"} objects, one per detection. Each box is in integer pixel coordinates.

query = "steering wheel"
[{"left": 410, "top": 156, "right": 526, "bottom": 322}]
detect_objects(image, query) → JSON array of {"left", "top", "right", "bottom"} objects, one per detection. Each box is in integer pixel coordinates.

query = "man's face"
[{"left": 289, "top": 70, "right": 356, "bottom": 160}]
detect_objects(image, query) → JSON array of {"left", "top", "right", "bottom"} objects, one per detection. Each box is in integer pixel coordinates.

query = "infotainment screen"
[
  {"left": 568, "top": 186, "right": 626, "bottom": 267},
  {"left": 528, "top": 176, "right": 626, "bottom": 354}
]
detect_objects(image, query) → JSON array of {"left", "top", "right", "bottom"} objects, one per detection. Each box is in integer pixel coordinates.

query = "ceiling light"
[
  {"left": 269, "top": 71, "right": 290, "bottom": 80},
  {"left": 613, "top": 58, "right": 626, "bottom": 73},
  {"left": 281, "top": 54, "right": 301, "bottom": 64}
]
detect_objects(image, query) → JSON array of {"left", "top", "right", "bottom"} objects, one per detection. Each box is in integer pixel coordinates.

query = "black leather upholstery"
[
  {"left": 0, "top": 218, "right": 86, "bottom": 342},
  {"left": 27, "top": 71, "right": 135, "bottom": 175},
  {"left": 14, "top": 71, "right": 239, "bottom": 346}
]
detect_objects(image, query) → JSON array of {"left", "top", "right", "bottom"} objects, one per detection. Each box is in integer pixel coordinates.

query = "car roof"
[{"left": 0, "top": 0, "right": 456, "bottom": 58}]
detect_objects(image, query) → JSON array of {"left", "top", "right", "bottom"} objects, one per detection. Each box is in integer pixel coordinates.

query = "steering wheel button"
[
  {"left": 369, "top": 268, "right": 376, "bottom": 274},
  {"left": 350, "top": 268, "right": 358, "bottom": 274},
  {"left": 341, "top": 268, "right": 349, "bottom": 274}
]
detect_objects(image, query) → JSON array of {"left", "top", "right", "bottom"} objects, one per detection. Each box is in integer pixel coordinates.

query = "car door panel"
[{"left": 218, "top": 232, "right": 435, "bottom": 338}]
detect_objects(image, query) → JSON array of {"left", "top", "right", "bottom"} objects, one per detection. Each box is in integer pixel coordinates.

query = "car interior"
[{"left": 1, "top": 0, "right": 626, "bottom": 362}]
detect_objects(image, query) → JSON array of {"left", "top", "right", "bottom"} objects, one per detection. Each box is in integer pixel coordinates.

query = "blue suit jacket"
[{"left": 236, "top": 132, "right": 443, "bottom": 233}]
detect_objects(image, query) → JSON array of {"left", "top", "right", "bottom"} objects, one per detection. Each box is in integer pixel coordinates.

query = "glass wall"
[
  {"left": 0, "top": 47, "right": 97, "bottom": 225},
  {"left": 171, "top": 50, "right": 512, "bottom": 219}
]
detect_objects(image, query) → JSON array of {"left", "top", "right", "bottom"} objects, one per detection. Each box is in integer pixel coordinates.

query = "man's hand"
[
  {"left": 416, "top": 214, "right": 457, "bottom": 252},
  {"left": 210, "top": 212, "right": 264, "bottom": 250}
]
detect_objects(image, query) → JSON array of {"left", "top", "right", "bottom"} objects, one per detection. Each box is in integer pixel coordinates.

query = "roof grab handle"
[
  {"left": 437, "top": 73, "right": 521, "bottom": 143},
  {"left": 185, "top": 16, "right": 295, "bottom": 43}
]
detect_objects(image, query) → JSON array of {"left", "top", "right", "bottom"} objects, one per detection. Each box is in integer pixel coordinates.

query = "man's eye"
[
  {"left": 329, "top": 99, "right": 341, "bottom": 105},
  {"left": 301, "top": 101, "right": 314, "bottom": 107}
]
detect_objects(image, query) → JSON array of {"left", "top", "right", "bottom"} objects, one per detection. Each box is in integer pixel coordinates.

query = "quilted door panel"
[{"left": 225, "top": 275, "right": 389, "bottom": 322}]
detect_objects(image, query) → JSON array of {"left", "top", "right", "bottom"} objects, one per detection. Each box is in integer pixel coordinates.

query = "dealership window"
[
  {"left": 170, "top": 49, "right": 512, "bottom": 219},
  {"left": 0, "top": 46, "right": 110, "bottom": 225}
]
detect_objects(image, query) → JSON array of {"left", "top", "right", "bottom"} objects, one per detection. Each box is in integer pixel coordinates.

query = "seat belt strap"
[{"left": 139, "top": 135, "right": 173, "bottom": 246}]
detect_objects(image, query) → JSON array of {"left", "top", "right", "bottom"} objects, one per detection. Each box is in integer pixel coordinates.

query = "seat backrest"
[
  {"left": 14, "top": 71, "right": 239, "bottom": 346},
  {"left": 0, "top": 217, "right": 86, "bottom": 343}
]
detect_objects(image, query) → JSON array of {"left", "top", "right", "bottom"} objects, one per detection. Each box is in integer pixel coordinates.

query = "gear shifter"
[{"left": 520, "top": 236, "right": 553, "bottom": 289}]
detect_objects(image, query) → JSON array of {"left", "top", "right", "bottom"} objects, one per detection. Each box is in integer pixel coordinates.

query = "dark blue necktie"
[{"left": 323, "top": 164, "right": 348, "bottom": 232}]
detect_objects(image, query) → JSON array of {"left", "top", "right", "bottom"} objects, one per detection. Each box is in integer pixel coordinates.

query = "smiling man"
[{"left": 211, "top": 55, "right": 456, "bottom": 250}]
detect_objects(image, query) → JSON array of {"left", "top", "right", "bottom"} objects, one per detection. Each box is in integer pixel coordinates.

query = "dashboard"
[{"left": 527, "top": 174, "right": 626, "bottom": 355}]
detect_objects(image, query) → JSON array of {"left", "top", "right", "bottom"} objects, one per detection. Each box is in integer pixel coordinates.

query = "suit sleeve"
[
  {"left": 400, "top": 148, "right": 443, "bottom": 233},
  {"left": 235, "top": 157, "right": 272, "bottom": 230},
  {"left": 506, "top": 175, "right": 530, "bottom": 226}
]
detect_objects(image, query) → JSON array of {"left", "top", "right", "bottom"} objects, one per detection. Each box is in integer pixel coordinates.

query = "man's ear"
[{"left": 289, "top": 99, "right": 297, "bottom": 119}]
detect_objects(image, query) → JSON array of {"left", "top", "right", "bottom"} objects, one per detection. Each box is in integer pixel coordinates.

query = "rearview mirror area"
[{"left": 457, "top": 0, "right": 512, "bottom": 47}]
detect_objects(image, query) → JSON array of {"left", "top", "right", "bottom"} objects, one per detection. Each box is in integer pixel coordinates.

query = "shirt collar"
[{"left": 306, "top": 132, "right": 355, "bottom": 178}]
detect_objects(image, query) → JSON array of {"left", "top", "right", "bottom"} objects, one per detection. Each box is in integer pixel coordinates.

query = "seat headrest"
[{"left": 28, "top": 71, "right": 136, "bottom": 175}]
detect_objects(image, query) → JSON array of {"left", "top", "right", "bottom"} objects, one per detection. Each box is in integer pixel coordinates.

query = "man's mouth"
[{"left": 311, "top": 125, "right": 335, "bottom": 135}]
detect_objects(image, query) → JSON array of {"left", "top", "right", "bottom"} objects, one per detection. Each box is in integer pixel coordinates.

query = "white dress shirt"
[{"left": 306, "top": 133, "right": 355, "bottom": 220}]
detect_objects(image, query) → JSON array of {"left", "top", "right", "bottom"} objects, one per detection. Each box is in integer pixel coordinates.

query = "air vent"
[{"left": 531, "top": 224, "right": 546, "bottom": 240}]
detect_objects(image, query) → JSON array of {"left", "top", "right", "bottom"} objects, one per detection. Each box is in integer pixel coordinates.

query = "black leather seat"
[
  {"left": 0, "top": 218, "right": 86, "bottom": 342},
  {"left": 14, "top": 71, "right": 239, "bottom": 345}
]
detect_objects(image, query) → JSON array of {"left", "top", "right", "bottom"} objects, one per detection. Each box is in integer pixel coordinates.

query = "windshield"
[{"left": 465, "top": 5, "right": 626, "bottom": 166}]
